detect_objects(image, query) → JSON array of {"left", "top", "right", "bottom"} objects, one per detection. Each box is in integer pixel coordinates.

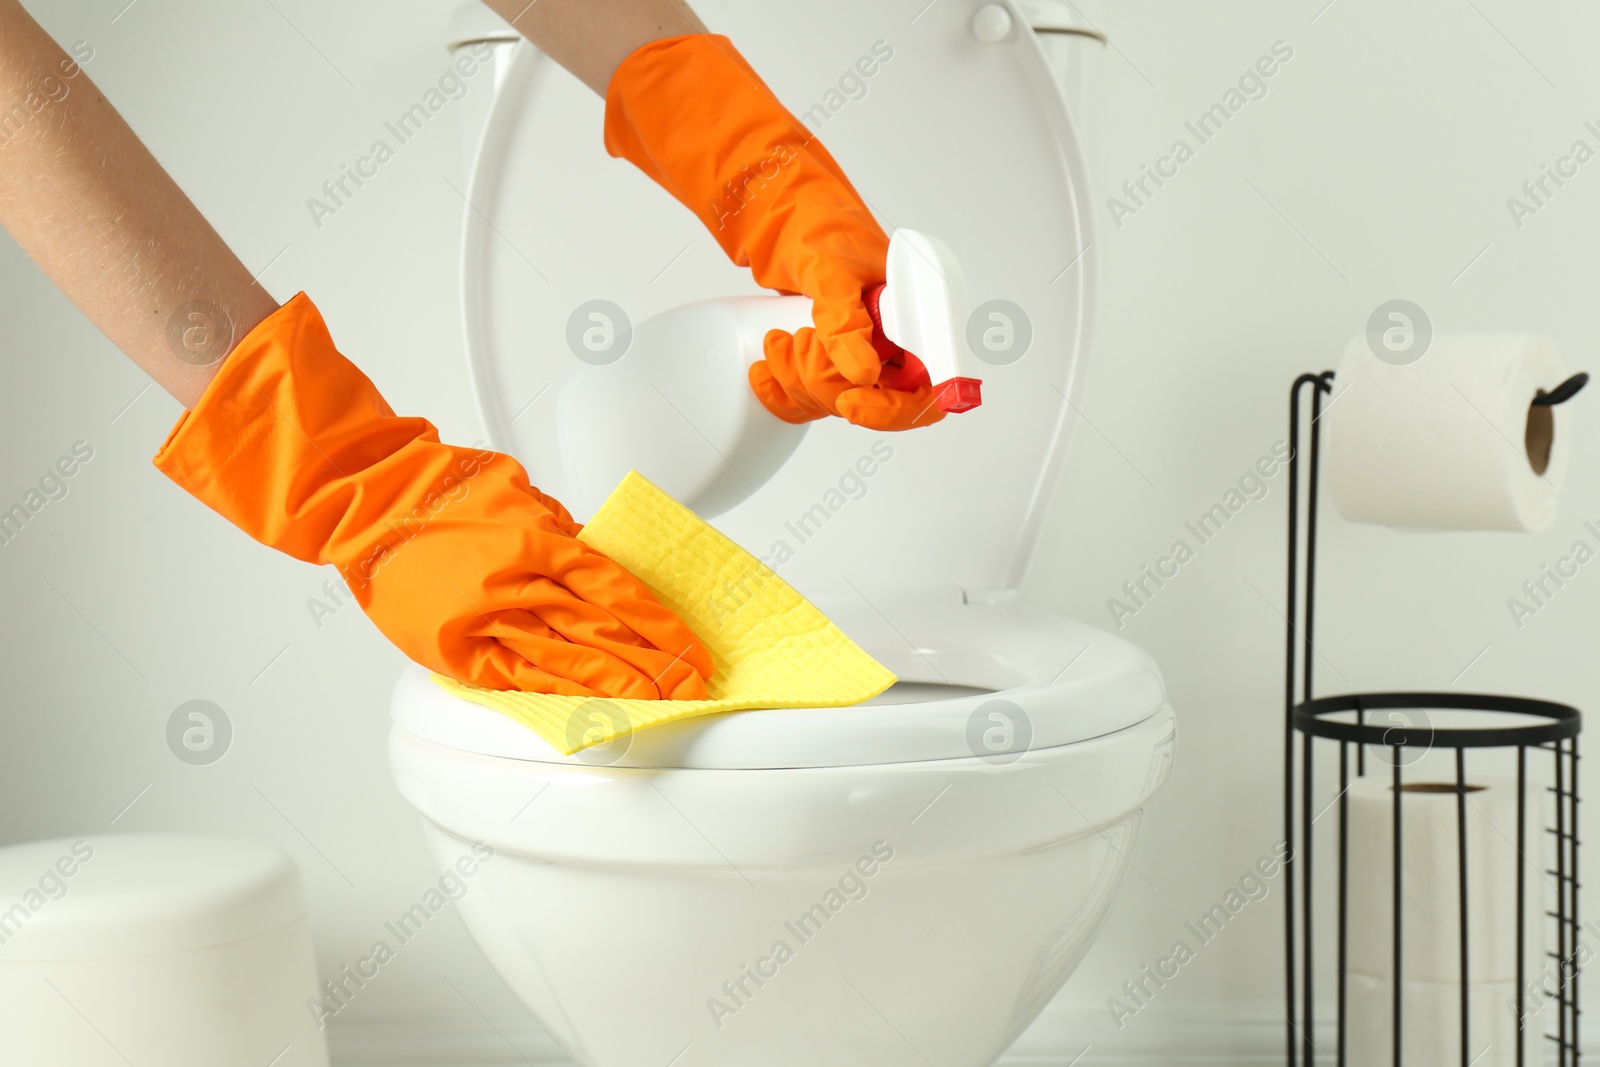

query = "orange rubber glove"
[
  {"left": 153, "top": 293, "right": 712, "bottom": 698},
  {"left": 603, "top": 34, "right": 944, "bottom": 432}
]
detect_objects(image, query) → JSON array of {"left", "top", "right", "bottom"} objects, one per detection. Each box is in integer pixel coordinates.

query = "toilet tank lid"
[{"left": 0, "top": 834, "right": 307, "bottom": 961}]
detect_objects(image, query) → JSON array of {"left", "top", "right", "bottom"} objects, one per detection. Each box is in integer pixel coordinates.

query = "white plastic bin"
[{"left": 0, "top": 833, "right": 329, "bottom": 1066}]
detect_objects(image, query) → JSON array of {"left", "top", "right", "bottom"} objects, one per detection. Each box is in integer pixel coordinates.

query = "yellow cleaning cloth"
[{"left": 433, "top": 470, "right": 895, "bottom": 754}]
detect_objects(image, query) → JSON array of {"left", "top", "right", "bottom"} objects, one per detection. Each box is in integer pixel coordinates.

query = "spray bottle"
[{"left": 555, "top": 228, "right": 982, "bottom": 517}]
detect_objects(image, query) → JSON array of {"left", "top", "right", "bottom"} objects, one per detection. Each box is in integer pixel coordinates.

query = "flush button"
[{"left": 971, "top": 4, "right": 1014, "bottom": 42}]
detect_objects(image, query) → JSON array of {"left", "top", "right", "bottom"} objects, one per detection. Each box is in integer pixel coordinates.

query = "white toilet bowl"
[
  {"left": 391, "top": 597, "right": 1173, "bottom": 1066},
  {"left": 395, "top": 2, "right": 1170, "bottom": 1062}
]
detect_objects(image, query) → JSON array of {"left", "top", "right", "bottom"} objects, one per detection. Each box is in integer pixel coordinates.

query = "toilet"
[{"left": 389, "top": 2, "right": 1174, "bottom": 1064}]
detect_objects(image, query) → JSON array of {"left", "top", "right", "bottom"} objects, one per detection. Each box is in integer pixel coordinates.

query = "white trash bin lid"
[{"left": 0, "top": 834, "right": 306, "bottom": 962}]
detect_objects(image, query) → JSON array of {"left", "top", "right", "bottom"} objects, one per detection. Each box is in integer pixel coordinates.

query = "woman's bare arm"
[
  {"left": 0, "top": 0, "right": 278, "bottom": 408},
  {"left": 478, "top": 0, "right": 707, "bottom": 95},
  {"left": 0, "top": 0, "right": 705, "bottom": 409}
]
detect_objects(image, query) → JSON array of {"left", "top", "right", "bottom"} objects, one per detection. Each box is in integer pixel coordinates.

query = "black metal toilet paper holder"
[
  {"left": 1283, "top": 371, "right": 1585, "bottom": 1067},
  {"left": 1534, "top": 373, "right": 1590, "bottom": 408}
]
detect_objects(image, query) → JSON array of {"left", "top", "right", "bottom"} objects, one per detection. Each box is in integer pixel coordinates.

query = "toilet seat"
[{"left": 393, "top": 595, "right": 1164, "bottom": 769}]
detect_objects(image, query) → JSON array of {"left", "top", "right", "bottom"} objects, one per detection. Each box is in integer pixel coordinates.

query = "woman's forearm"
[
  {"left": 0, "top": 0, "right": 708, "bottom": 409},
  {"left": 0, "top": 0, "right": 278, "bottom": 408},
  {"left": 478, "top": 0, "right": 707, "bottom": 95}
]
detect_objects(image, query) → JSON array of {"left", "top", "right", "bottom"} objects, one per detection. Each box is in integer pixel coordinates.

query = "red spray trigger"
[{"left": 862, "top": 283, "right": 982, "bottom": 414}]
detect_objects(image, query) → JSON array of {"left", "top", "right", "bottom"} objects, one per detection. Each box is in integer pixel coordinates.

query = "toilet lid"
[
  {"left": 392, "top": 598, "right": 1167, "bottom": 770},
  {"left": 461, "top": 0, "right": 1094, "bottom": 603}
]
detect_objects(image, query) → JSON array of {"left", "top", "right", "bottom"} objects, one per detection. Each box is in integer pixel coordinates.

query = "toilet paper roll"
[
  {"left": 1345, "top": 971, "right": 1534, "bottom": 1067},
  {"left": 1346, "top": 776, "right": 1539, "bottom": 984},
  {"left": 1327, "top": 333, "right": 1571, "bottom": 531}
]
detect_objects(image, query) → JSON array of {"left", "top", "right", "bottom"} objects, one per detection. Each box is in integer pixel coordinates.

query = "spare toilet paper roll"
[
  {"left": 1327, "top": 333, "right": 1571, "bottom": 531},
  {"left": 1345, "top": 971, "right": 1533, "bottom": 1067},
  {"left": 1346, "top": 775, "right": 1539, "bottom": 984}
]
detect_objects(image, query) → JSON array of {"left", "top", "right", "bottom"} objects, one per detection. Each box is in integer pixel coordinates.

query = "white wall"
[
  {"left": 1038, "top": 0, "right": 1600, "bottom": 1059},
  {"left": 2, "top": 0, "right": 1596, "bottom": 1062}
]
